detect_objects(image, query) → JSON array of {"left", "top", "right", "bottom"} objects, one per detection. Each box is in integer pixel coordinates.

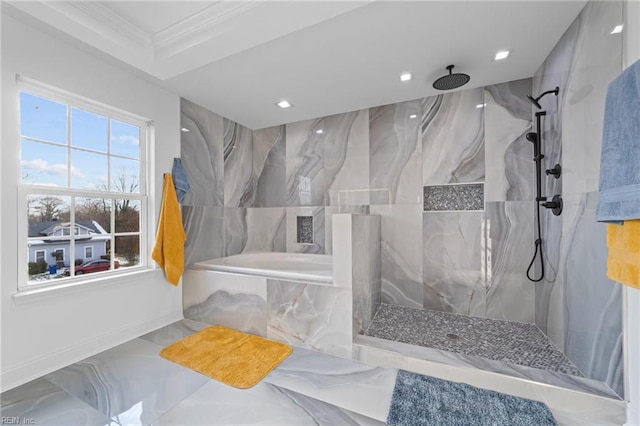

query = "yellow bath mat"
[
  {"left": 607, "top": 220, "right": 640, "bottom": 289},
  {"left": 160, "top": 325, "right": 292, "bottom": 388}
]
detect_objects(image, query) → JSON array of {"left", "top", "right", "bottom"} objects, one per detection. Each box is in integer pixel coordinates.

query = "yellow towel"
[
  {"left": 152, "top": 173, "right": 186, "bottom": 286},
  {"left": 607, "top": 220, "right": 640, "bottom": 289}
]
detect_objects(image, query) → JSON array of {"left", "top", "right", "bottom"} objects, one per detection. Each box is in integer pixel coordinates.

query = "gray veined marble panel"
[
  {"left": 351, "top": 214, "right": 382, "bottom": 336},
  {"left": 264, "top": 347, "right": 398, "bottom": 422},
  {"left": 285, "top": 118, "right": 326, "bottom": 207},
  {"left": 532, "top": 5, "right": 575, "bottom": 351},
  {"left": 180, "top": 98, "right": 224, "bottom": 206},
  {"left": 183, "top": 289, "right": 267, "bottom": 337},
  {"left": 267, "top": 280, "right": 352, "bottom": 358},
  {"left": 562, "top": 192, "right": 623, "bottom": 397},
  {"left": 139, "top": 319, "right": 210, "bottom": 347},
  {"left": 286, "top": 207, "right": 326, "bottom": 254},
  {"left": 485, "top": 201, "right": 535, "bottom": 323},
  {"left": 558, "top": 1, "right": 622, "bottom": 196},
  {"left": 43, "top": 338, "right": 210, "bottom": 423},
  {"left": 423, "top": 211, "right": 486, "bottom": 316},
  {"left": 154, "top": 378, "right": 383, "bottom": 426},
  {"left": 324, "top": 110, "right": 370, "bottom": 206},
  {"left": 244, "top": 207, "right": 286, "bottom": 253},
  {"left": 223, "top": 207, "right": 247, "bottom": 256},
  {"left": 484, "top": 78, "right": 535, "bottom": 202},
  {"left": 0, "top": 377, "right": 112, "bottom": 425},
  {"left": 224, "top": 119, "right": 255, "bottom": 207},
  {"left": 369, "top": 100, "right": 422, "bottom": 205},
  {"left": 182, "top": 206, "right": 224, "bottom": 265},
  {"left": 253, "top": 125, "right": 286, "bottom": 208},
  {"left": 421, "top": 89, "right": 485, "bottom": 185},
  {"left": 370, "top": 205, "right": 423, "bottom": 309}
]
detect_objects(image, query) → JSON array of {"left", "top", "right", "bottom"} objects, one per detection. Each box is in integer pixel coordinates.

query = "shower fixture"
[
  {"left": 526, "top": 88, "right": 562, "bottom": 283},
  {"left": 527, "top": 86, "right": 560, "bottom": 109},
  {"left": 432, "top": 65, "right": 470, "bottom": 90}
]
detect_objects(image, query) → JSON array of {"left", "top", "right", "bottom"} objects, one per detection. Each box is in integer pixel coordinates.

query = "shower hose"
[{"left": 526, "top": 202, "right": 545, "bottom": 282}]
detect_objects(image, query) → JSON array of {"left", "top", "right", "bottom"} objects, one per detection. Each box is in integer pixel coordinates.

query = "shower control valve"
[
  {"left": 545, "top": 164, "right": 562, "bottom": 179},
  {"left": 541, "top": 194, "right": 563, "bottom": 216}
]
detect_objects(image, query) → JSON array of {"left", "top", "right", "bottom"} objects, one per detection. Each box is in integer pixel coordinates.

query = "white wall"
[
  {"left": 624, "top": 2, "right": 640, "bottom": 424},
  {"left": 1, "top": 12, "right": 183, "bottom": 390}
]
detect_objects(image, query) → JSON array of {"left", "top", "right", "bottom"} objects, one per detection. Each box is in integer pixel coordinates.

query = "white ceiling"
[{"left": 6, "top": 0, "right": 589, "bottom": 130}]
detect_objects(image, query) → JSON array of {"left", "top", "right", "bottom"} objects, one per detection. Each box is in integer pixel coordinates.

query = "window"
[
  {"left": 18, "top": 77, "right": 149, "bottom": 289},
  {"left": 34, "top": 250, "right": 45, "bottom": 263}
]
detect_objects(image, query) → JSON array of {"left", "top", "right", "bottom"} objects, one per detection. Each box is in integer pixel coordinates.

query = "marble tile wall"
[
  {"left": 421, "top": 88, "right": 485, "bottom": 185},
  {"left": 267, "top": 279, "right": 352, "bottom": 358},
  {"left": 422, "top": 211, "right": 486, "bottom": 317},
  {"left": 532, "top": 0, "right": 624, "bottom": 397},
  {"left": 369, "top": 100, "right": 422, "bottom": 205},
  {"left": 351, "top": 214, "right": 382, "bottom": 336}
]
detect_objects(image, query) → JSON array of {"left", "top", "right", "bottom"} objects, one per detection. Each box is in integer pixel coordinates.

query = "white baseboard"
[{"left": 1, "top": 309, "right": 183, "bottom": 392}]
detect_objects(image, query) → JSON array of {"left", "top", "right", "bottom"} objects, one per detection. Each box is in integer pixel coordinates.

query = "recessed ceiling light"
[
  {"left": 610, "top": 25, "right": 623, "bottom": 34},
  {"left": 276, "top": 100, "right": 292, "bottom": 109},
  {"left": 475, "top": 103, "right": 486, "bottom": 109},
  {"left": 400, "top": 73, "right": 412, "bottom": 82},
  {"left": 180, "top": 127, "right": 190, "bottom": 132},
  {"left": 494, "top": 50, "right": 510, "bottom": 61},
  {"left": 409, "top": 114, "right": 417, "bottom": 119},
  {"left": 315, "top": 129, "right": 324, "bottom": 134}
]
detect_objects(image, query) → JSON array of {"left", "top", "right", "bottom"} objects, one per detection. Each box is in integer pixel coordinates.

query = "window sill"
[{"left": 12, "top": 267, "right": 159, "bottom": 305}]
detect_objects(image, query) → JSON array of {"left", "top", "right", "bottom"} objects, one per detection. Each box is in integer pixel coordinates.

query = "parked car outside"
[{"left": 65, "top": 259, "right": 120, "bottom": 275}]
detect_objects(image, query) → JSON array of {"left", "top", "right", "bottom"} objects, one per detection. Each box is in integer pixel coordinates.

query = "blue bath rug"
[{"left": 386, "top": 370, "right": 557, "bottom": 426}]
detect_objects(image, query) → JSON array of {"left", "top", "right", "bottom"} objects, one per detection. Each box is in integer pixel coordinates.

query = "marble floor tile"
[
  {"left": 43, "top": 338, "right": 210, "bottom": 424},
  {"left": 0, "top": 377, "right": 112, "bottom": 426},
  {"left": 154, "top": 379, "right": 382, "bottom": 426},
  {"left": 264, "top": 347, "right": 398, "bottom": 422}
]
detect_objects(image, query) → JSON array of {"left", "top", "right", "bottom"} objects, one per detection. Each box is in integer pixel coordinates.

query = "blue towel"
[
  {"left": 172, "top": 157, "right": 190, "bottom": 203},
  {"left": 596, "top": 59, "right": 640, "bottom": 222}
]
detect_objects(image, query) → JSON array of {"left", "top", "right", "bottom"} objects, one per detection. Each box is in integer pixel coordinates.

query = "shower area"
[
  {"left": 356, "top": 0, "right": 625, "bottom": 402},
  {"left": 179, "top": 0, "right": 625, "bottom": 410}
]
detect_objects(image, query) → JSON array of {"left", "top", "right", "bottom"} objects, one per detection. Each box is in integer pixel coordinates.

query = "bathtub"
[{"left": 193, "top": 252, "right": 333, "bottom": 284}]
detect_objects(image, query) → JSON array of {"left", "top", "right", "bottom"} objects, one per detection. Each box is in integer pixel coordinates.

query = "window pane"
[
  {"left": 115, "top": 199, "right": 140, "bottom": 233},
  {"left": 21, "top": 140, "right": 68, "bottom": 187},
  {"left": 28, "top": 194, "right": 70, "bottom": 223},
  {"left": 70, "top": 149, "right": 108, "bottom": 190},
  {"left": 110, "top": 157, "right": 140, "bottom": 193},
  {"left": 27, "top": 195, "right": 71, "bottom": 284},
  {"left": 115, "top": 235, "right": 140, "bottom": 268},
  {"left": 111, "top": 120, "right": 140, "bottom": 159},
  {"left": 20, "top": 92, "right": 67, "bottom": 143},
  {"left": 71, "top": 108, "right": 108, "bottom": 153},
  {"left": 75, "top": 197, "right": 112, "bottom": 233}
]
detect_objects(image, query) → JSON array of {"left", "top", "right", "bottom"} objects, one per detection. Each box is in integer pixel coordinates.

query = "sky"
[{"left": 20, "top": 91, "right": 141, "bottom": 192}]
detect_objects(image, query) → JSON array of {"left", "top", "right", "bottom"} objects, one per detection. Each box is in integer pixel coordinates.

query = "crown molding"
[
  {"left": 152, "top": 1, "right": 260, "bottom": 60},
  {"left": 68, "top": 1, "right": 152, "bottom": 51}
]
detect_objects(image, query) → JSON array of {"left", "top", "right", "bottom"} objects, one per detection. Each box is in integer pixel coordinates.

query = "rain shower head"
[
  {"left": 527, "top": 86, "right": 560, "bottom": 109},
  {"left": 433, "top": 65, "right": 470, "bottom": 90}
]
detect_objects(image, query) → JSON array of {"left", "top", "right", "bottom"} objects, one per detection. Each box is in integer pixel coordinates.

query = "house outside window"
[
  {"left": 19, "top": 77, "right": 150, "bottom": 288},
  {"left": 34, "top": 250, "right": 45, "bottom": 263}
]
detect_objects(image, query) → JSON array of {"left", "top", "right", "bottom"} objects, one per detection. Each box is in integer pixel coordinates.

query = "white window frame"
[
  {"left": 17, "top": 77, "right": 151, "bottom": 291},
  {"left": 84, "top": 246, "right": 93, "bottom": 259},
  {"left": 34, "top": 249, "right": 46, "bottom": 263}
]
